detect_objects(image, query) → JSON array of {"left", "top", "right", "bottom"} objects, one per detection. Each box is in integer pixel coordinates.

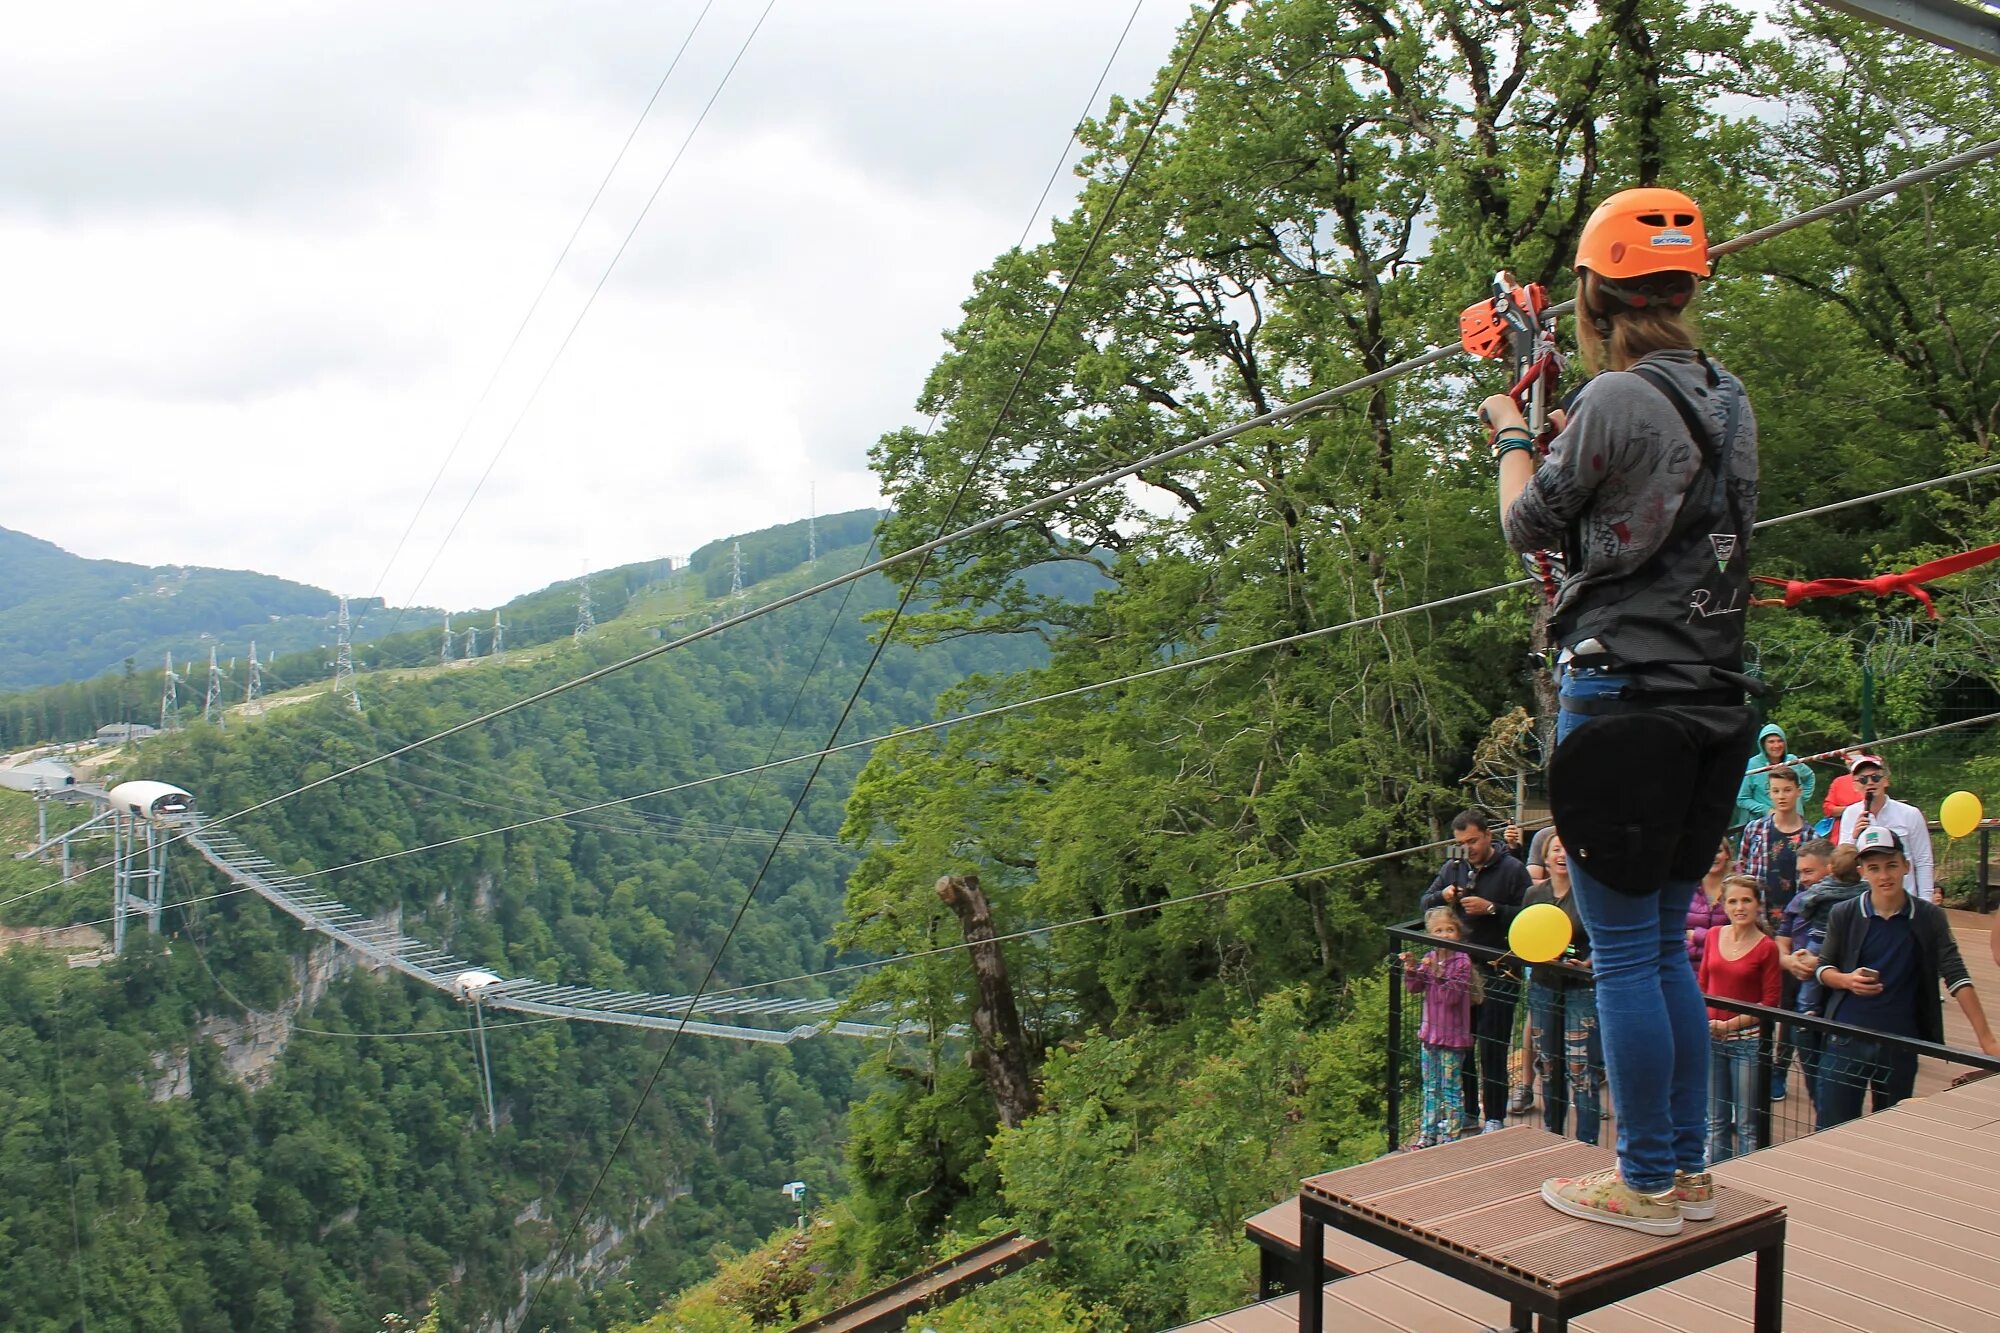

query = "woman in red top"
[{"left": 1698, "top": 875, "right": 1780, "bottom": 1163}]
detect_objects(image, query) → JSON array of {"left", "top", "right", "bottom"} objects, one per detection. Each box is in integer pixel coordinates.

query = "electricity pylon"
[
  {"left": 160, "top": 651, "right": 181, "bottom": 732},
  {"left": 574, "top": 576, "right": 595, "bottom": 642},
  {"left": 245, "top": 641, "right": 264, "bottom": 713},
  {"left": 731, "top": 542, "right": 744, "bottom": 600},
  {"left": 492, "top": 610, "right": 506, "bottom": 658},
  {"left": 441, "top": 613, "right": 453, "bottom": 664},
  {"left": 808, "top": 483, "right": 817, "bottom": 570},
  {"left": 204, "top": 645, "right": 226, "bottom": 728},
  {"left": 333, "top": 597, "right": 362, "bottom": 712}
]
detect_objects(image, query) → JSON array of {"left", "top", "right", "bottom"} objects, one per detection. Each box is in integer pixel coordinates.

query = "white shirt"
[{"left": 1837, "top": 796, "right": 1935, "bottom": 901}]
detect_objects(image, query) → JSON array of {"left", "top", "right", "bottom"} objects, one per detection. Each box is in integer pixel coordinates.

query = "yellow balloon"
[
  {"left": 1941, "top": 790, "right": 1984, "bottom": 840},
  {"left": 1509, "top": 902, "right": 1574, "bottom": 964}
]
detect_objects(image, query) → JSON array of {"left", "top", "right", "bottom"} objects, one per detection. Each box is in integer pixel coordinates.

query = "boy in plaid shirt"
[{"left": 1735, "top": 764, "right": 1808, "bottom": 1099}]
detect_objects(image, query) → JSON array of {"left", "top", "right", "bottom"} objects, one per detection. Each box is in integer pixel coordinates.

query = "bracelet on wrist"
[{"left": 1493, "top": 440, "right": 1537, "bottom": 464}]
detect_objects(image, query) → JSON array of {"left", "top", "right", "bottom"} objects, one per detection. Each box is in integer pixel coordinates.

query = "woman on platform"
[
  {"left": 1698, "top": 876, "right": 1780, "bottom": 1162},
  {"left": 1482, "top": 187, "right": 1760, "bottom": 1235}
]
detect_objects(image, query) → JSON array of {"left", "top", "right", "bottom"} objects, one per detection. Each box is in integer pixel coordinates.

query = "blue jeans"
[
  {"left": 1528, "top": 976, "right": 1604, "bottom": 1145},
  {"left": 1557, "top": 669, "right": 1711, "bottom": 1192},
  {"left": 1816, "top": 1032, "right": 1920, "bottom": 1128},
  {"left": 1464, "top": 969, "right": 1520, "bottom": 1126},
  {"left": 1707, "top": 1034, "right": 1759, "bottom": 1162},
  {"left": 1420, "top": 1043, "right": 1468, "bottom": 1142}
]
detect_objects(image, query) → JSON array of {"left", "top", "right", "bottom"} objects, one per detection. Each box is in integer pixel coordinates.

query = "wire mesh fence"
[{"left": 1384, "top": 923, "right": 2000, "bottom": 1162}]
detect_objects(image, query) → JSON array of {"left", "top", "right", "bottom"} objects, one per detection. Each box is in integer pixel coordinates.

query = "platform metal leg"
[
  {"left": 1298, "top": 1214, "right": 1324, "bottom": 1333},
  {"left": 1754, "top": 1241, "right": 1785, "bottom": 1331}
]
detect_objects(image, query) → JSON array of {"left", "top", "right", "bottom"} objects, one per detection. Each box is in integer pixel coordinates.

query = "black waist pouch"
[{"left": 1549, "top": 702, "right": 1757, "bottom": 896}]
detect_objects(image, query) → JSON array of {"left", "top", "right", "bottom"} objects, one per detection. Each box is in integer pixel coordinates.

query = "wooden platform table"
[{"left": 1296, "top": 1127, "right": 1786, "bottom": 1333}]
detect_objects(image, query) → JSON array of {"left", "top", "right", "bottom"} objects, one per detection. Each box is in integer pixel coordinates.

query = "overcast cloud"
[{"left": 0, "top": 0, "right": 1187, "bottom": 610}]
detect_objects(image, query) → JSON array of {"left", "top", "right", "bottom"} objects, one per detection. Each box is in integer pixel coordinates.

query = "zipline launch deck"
[
  {"left": 1297, "top": 1128, "right": 1784, "bottom": 1332},
  {"left": 1173, "top": 1069, "right": 2000, "bottom": 1332}
]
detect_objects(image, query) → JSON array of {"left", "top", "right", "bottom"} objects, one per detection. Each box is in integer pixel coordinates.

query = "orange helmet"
[{"left": 1574, "top": 188, "right": 1710, "bottom": 280}]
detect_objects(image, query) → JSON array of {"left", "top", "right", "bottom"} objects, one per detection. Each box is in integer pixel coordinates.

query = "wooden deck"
[{"left": 1174, "top": 911, "right": 2000, "bottom": 1333}]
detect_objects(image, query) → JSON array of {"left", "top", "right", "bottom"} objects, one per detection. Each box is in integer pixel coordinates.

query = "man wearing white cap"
[{"left": 1834, "top": 754, "right": 1934, "bottom": 902}]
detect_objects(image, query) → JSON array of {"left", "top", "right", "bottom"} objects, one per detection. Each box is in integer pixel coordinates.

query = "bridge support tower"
[{"left": 110, "top": 810, "right": 169, "bottom": 955}]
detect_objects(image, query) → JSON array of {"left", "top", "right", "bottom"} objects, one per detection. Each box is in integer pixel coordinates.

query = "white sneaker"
[{"left": 1483, "top": 1119, "right": 1507, "bottom": 1135}]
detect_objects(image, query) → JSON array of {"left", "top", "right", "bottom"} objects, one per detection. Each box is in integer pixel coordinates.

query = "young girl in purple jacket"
[{"left": 1403, "top": 906, "right": 1481, "bottom": 1146}]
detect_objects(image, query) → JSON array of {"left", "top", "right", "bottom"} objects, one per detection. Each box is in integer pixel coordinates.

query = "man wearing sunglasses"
[{"left": 1834, "top": 754, "right": 1935, "bottom": 902}]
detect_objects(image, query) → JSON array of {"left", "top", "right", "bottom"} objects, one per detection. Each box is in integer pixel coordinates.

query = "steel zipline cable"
[
  {"left": 654, "top": 705, "right": 2000, "bottom": 1004},
  {"left": 159, "top": 133, "right": 2000, "bottom": 852},
  {"left": 6, "top": 144, "right": 1999, "bottom": 912},
  {"left": 2, "top": 458, "right": 1997, "bottom": 922},
  {"left": 517, "top": 4, "right": 1237, "bottom": 1320},
  {"left": 251, "top": 459, "right": 2000, "bottom": 883}
]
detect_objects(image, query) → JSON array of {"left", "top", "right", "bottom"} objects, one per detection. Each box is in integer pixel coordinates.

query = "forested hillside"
[
  {"left": 0, "top": 525, "right": 371, "bottom": 692},
  {"left": 0, "top": 534, "right": 1048, "bottom": 1331},
  {"left": 622, "top": 4, "right": 2000, "bottom": 1330}
]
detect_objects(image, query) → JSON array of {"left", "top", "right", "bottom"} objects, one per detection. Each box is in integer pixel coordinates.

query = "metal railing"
[{"left": 1383, "top": 921, "right": 2000, "bottom": 1156}]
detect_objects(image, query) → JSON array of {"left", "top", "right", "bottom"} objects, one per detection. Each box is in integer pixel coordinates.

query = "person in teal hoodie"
[{"left": 1733, "top": 723, "right": 1815, "bottom": 829}]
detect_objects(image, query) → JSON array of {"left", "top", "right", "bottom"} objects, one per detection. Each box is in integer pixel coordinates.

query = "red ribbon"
[{"left": 1752, "top": 542, "right": 2000, "bottom": 619}]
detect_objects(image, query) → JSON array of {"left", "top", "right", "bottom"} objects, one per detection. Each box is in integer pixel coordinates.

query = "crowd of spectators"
[{"left": 1405, "top": 738, "right": 1997, "bottom": 1157}]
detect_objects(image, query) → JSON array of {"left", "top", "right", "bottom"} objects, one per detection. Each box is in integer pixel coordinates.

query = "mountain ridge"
[{"left": 0, "top": 510, "right": 889, "bottom": 698}]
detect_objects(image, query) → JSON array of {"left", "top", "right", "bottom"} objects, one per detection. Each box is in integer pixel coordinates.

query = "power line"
[
  {"left": 378, "top": 769, "right": 842, "bottom": 847},
  {"left": 525, "top": 534, "right": 884, "bottom": 1252},
  {"left": 1754, "top": 459, "right": 2000, "bottom": 529},
  {"left": 389, "top": 0, "right": 779, "bottom": 621},
  {"left": 518, "top": 4, "right": 1232, "bottom": 1321},
  {"left": 1014, "top": 0, "right": 1150, "bottom": 254},
  {"left": 366, "top": 0, "right": 723, "bottom": 621}
]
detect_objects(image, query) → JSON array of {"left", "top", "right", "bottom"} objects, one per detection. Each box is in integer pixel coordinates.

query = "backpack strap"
[
  {"left": 1630, "top": 356, "right": 1742, "bottom": 471},
  {"left": 1619, "top": 359, "right": 1745, "bottom": 561}
]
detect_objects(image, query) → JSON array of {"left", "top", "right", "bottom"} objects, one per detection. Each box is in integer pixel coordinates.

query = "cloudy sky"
[{"left": 0, "top": 0, "right": 1188, "bottom": 610}]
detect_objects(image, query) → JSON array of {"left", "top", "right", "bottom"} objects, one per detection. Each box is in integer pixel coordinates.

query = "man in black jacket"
[
  {"left": 1805, "top": 825, "right": 2000, "bottom": 1127},
  {"left": 1421, "top": 811, "right": 1533, "bottom": 1131}
]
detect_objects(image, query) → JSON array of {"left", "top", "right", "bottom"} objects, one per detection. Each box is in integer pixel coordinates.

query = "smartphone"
[{"left": 1857, "top": 967, "right": 1881, "bottom": 984}]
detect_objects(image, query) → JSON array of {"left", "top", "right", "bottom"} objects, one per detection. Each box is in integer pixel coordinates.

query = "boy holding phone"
[
  {"left": 1806, "top": 825, "right": 2000, "bottom": 1127},
  {"left": 1834, "top": 754, "right": 1935, "bottom": 901}
]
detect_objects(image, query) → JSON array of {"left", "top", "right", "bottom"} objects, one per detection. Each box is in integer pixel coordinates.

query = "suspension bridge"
[
  {"left": 177, "top": 815, "right": 903, "bottom": 1044},
  {"left": 11, "top": 768, "right": 903, "bottom": 1045}
]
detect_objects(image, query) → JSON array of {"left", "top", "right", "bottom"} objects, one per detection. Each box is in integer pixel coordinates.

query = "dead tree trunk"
[{"left": 935, "top": 874, "right": 1039, "bottom": 1129}]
